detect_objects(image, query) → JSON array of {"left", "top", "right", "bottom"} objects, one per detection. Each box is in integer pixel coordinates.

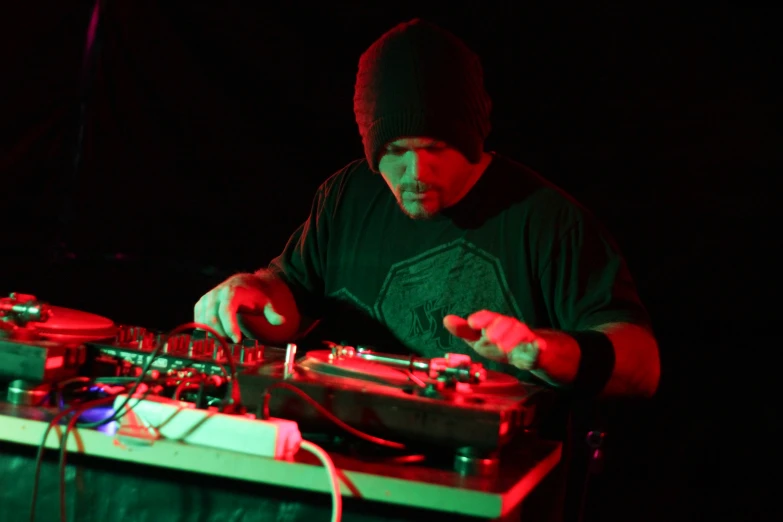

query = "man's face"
[{"left": 378, "top": 137, "right": 481, "bottom": 220}]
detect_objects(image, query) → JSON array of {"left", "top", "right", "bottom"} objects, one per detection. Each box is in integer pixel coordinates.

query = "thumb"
[
  {"left": 263, "top": 301, "right": 286, "bottom": 326},
  {"left": 443, "top": 314, "right": 482, "bottom": 342}
]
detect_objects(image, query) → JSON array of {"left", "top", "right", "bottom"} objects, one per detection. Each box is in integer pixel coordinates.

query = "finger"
[
  {"left": 443, "top": 314, "right": 482, "bottom": 342},
  {"left": 263, "top": 302, "right": 286, "bottom": 326},
  {"left": 467, "top": 310, "right": 501, "bottom": 330},
  {"left": 194, "top": 293, "right": 215, "bottom": 327},
  {"left": 216, "top": 286, "right": 240, "bottom": 342},
  {"left": 484, "top": 316, "right": 514, "bottom": 346},
  {"left": 193, "top": 296, "right": 204, "bottom": 323},
  {"left": 235, "top": 290, "right": 284, "bottom": 326}
]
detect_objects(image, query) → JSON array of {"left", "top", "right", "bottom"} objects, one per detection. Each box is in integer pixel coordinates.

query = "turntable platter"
[
  {"left": 28, "top": 306, "right": 116, "bottom": 343},
  {"left": 299, "top": 350, "right": 523, "bottom": 393}
]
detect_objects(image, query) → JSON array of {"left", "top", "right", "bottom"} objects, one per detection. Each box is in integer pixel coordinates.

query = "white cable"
[{"left": 299, "top": 440, "right": 342, "bottom": 522}]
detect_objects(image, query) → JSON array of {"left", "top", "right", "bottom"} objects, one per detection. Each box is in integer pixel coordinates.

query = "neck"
[{"left": 448, "top": 152, "right": 494, "bottom": 207}]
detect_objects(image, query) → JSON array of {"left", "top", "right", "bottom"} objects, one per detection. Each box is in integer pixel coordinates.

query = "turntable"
[
  {"left": 0, "top": 292, "right": 116, "bottom": 344},
  {"left": 238, "top": 342, "right": 544, "bottom": 462},
  {"left": 0, "top": 293, "right": 116, "bottom": 386}
]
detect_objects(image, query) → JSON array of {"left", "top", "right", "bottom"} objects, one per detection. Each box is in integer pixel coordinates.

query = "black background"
[{"left": 1, "top": 3, "right": 780, "bottom": 521}]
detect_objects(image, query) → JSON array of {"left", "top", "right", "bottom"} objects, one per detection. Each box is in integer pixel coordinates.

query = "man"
[{"left": 195, "top": 18, "right": 659, "bottom": 398}]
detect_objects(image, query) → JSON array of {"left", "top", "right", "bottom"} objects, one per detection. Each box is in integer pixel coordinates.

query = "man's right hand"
[{"left": 193, "top": 273, "right": 286, "bottom": 343}]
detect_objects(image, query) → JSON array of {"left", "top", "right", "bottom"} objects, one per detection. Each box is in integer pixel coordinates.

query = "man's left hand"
[{"left": 443, "top": 310, "right": 543, "bottom": 370}]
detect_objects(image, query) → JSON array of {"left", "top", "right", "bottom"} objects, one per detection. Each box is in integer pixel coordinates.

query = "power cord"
[
  {"left": 299, "top": 440, "right": 342, "bottom": 522},
  {"left": 31, "top": 323, "right": 411, "bottom": 522},
  {"left": 28, "top": 388, "right": 136, "bottom": 522},
  {"left": 57, "top": 323, "right": 242, "bottom": 522},
  {"left": 45, "top": 389, "right": 344, "bottom": 522},
  {"left": 58, "top": 396, "right": 118, "bottom": 522},
  {"left": 29, "top": 321, "right": 241, "bottom": 522},
  {"left": 261, "top": 382, "right": 410, "bottom": 522}
]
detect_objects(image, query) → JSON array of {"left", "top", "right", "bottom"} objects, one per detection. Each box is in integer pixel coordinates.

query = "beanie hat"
[{"left": 353, "top": 19, "right": 492, "bottom": 172}]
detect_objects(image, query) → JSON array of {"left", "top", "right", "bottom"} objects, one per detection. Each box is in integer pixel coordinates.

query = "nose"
[{"left": 404, "top": 150, "right": 430, "bottom": 182}]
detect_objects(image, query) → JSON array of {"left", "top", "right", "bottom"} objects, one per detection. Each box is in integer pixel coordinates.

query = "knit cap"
[{"left": 353, "top": 19, "right": 492, "bottom": 172}]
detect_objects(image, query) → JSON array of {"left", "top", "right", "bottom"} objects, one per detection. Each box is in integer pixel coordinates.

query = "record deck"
[
  {"left": 0, "top": 293, "right": 112, "bottom": 382},
  {"left": 238, "top": 343, "right": 543, "bottom": 455}
]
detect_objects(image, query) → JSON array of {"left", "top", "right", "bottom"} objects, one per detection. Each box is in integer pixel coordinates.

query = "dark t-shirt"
[{"left": 266, "top": 153, "right": 651, "bottom": 384}]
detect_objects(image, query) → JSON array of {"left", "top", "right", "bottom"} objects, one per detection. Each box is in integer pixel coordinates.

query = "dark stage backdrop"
[{"left": 1, "top": 3, "right": 780, "bottom": 521}]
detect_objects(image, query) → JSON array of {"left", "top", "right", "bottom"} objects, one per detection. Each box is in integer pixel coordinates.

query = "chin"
[
  {"left": 397, "top": 195, "right": 442, "bottom": 220},
  {"left": 400, "top": 204, "right": 440, "bottom": 220}
]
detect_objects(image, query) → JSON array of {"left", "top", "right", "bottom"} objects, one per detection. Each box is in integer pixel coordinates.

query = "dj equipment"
[
  {"left": 1, "top": 292, "right": 546, "bottom": 474},
  {"left": 238, "top": 344, "right": 541, "bottom": 458},
  {"left": 87, "top": 326, "right": 279, "bottom": 378},
  {"left": 0, "top": 293, "right": 103, "bottom": 383}
]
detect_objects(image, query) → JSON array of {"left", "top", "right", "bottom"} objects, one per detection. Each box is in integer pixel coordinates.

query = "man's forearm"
[{"left": 530, "top": 322, "right": 661, "bottom": 398}]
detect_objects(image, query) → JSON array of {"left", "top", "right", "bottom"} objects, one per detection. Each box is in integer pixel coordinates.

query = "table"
[{"left": 0, "top": 400, "right": 561, "bottom": 522}]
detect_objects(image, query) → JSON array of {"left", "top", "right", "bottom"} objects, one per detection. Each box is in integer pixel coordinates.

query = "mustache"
[{"left": 399, "top": 182, "right": 435, "bottom": 192}]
